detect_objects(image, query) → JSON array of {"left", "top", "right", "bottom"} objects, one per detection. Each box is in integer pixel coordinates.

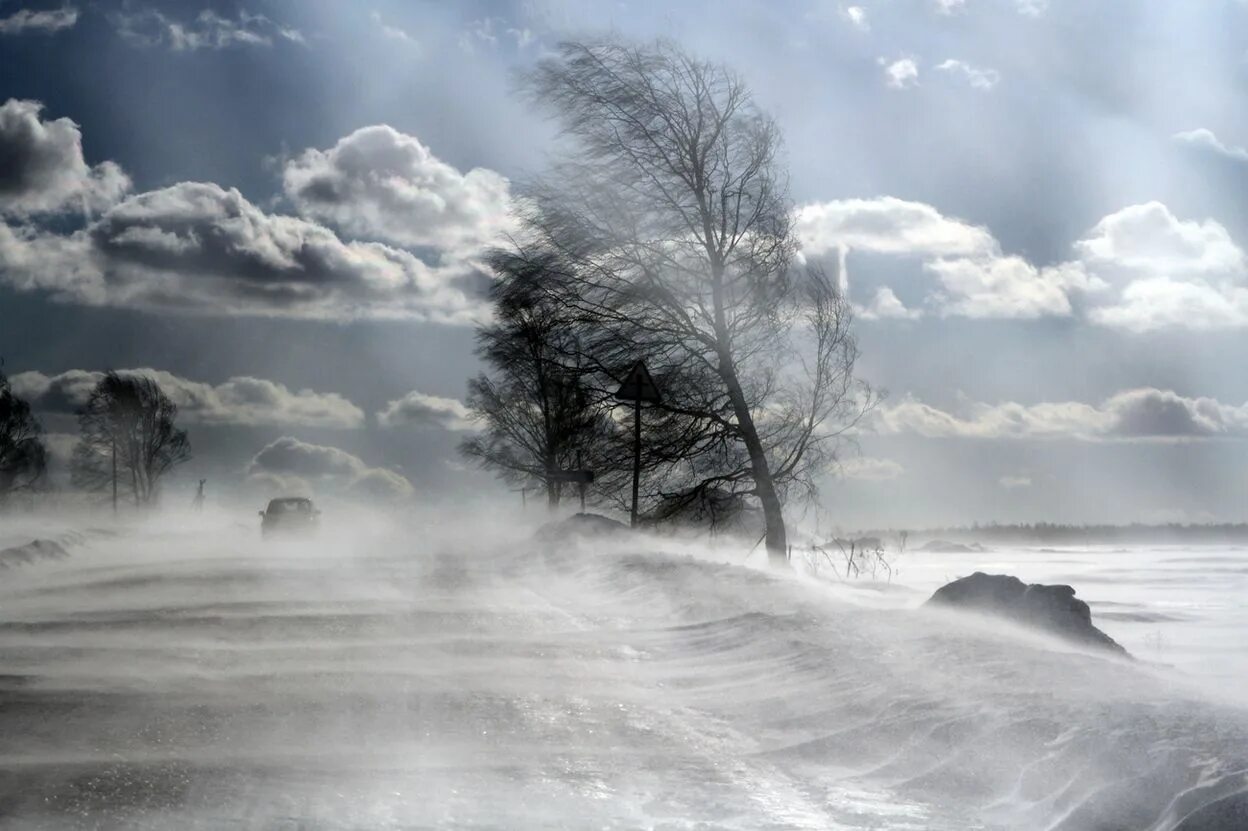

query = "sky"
[{"left": 4, "top": 0, "right": 1248, "bottom": 529}]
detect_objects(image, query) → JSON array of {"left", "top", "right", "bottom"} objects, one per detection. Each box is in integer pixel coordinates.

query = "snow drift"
[{"left": 0, "top": 514, "right": 1244, "bottom": 829}]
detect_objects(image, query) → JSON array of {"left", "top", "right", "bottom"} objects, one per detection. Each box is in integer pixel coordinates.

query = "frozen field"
[
  {"left": 0, "top": 514, "right": 1246, "bottom": 829},
  {"left": 892, "top": 544, "right": 1248, "bottom": 691}
]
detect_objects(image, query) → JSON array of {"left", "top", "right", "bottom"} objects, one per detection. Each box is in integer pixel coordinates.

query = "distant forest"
[{"left": 864, "top": 522, "right": 1248, "bottom": 546}]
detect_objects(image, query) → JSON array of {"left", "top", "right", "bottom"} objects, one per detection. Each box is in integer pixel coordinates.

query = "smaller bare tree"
[{"left": 71, "top": 372, "right": 191, "bottom": 509}]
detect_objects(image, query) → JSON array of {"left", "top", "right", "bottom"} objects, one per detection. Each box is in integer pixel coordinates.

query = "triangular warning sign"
[{"left": 614, "top": 360, "right": 662, "bottom": 404}]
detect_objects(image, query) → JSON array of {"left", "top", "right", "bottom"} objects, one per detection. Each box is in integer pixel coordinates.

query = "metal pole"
[
  {"left": 577, "top": 449, "right": 586, "bottom": 513},
  {"left": 631, "top": 396, "right": 641, "bottom": 528}
]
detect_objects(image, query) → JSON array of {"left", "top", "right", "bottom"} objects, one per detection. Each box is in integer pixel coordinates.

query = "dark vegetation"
[{"left": 0, "top": 368, "right": 48, "bottom": 501}]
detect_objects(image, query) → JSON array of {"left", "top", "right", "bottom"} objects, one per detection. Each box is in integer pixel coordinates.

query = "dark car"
[{"left": 259, "top": 497, "right": 320, "bottom": 538}]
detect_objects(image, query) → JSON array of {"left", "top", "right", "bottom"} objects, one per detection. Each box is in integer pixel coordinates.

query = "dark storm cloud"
[{"left": 1, "top": 180, "right": 492, "bottom": 322}]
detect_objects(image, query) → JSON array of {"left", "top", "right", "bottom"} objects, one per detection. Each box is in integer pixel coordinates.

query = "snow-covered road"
[{"left": 1, "top": 518, "right": 1246, "bottom": 829}]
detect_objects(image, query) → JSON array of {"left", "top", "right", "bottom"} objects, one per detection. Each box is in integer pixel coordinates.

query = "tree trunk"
[
  {"left": 721, "top": 366, "right": 788, "bottom": 565},
  {"left": 709, "top": 260, "right": 789, "bottom": 566},
  {"left": 545, "top": 454, "right": 561, "bottom": 508}
]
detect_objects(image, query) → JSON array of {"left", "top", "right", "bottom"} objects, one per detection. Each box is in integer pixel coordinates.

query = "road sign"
[
  {"left": 614, "top": 361, "right": 662, "bottom": 404},
  {"left": 613, "top": 360, "right": 662, "bottom": 528},
  {"left": 549, "top": 469, "right": 595, "bottom": 485}
]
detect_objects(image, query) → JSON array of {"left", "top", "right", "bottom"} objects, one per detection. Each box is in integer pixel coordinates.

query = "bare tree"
[
  {"left": 520, "top": 39, "right": 874, "bottom": 563},
  {"left": 71, "top": 372, "right": 191, "bottom": 509},
  {"left": 460, "top": 248, "right": 612, "bottom": 507},
  {"left": 0, "top": 369, "right": 48, "bottom": 501}
]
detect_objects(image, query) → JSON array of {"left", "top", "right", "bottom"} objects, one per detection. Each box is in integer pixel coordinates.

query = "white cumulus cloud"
[
  {"left": 377, "top": 391, "right": 476, "bottom": 431},
  {"left": 247, "top": 437, "right": 414, "bottom": 501},
  {"left": 875, "top": 388, "right": 1248, "bottom": 441},
  {"left": 1173, "top": 128, "right": 1248, "bottom": 162},
  {"left": 11, "top": 368, "right": 365, "bottom": 428},
  {"left": 0, "top": 99, "right": 130, "bottom": 216},
  {"left": 0, "top": 7, "right": 78, "bottom": 34},
  {"left": 935, "top": 59, "right": 1001, "bottom": 91},
  {"left": 881, "top": 57, "right": 919, "bottom": 89},
  {"left": 282, "top": 125, "right": 512, "bottom": 254}
]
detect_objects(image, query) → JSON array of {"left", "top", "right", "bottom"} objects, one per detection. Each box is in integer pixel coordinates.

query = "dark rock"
[
  {"left": 0, "top": 538, "right": 71, "bottom": 569},
  {"left": 535, "top": 512, "right": 630, "bottom": 541},
  {"left": 918, "top": 539, "right": 988, "bottom": 553},
  {"left": 926, "top": 572, "right": 1128, "bottom": 656}
]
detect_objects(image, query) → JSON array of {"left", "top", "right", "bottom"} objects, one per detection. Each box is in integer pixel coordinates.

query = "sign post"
[{"left": 613, "top": 360, "right": 662, "bottom": 528}]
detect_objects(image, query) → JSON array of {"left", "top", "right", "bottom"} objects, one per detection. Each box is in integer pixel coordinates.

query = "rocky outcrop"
[
  {"left": 926, "top": 572, "right": 1128, "bottom": 656},
  {"left": 535, "top": 512, "right": 630, "bottom": 541}
]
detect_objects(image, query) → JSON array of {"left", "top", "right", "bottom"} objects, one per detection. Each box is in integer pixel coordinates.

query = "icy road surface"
[{"left": 1, "top": 517, "right": 1247, "bottom": 829}]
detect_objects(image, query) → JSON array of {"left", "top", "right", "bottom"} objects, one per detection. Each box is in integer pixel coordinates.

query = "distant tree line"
[
  {"left": 0, "top": 367, "right": 190, "bottom": 511},
  {"left": 861, "top": 522, "right": 1248, "bottom": 546},
  {"left": 460, "top": 39, "right": 876, "bottom": 564}
]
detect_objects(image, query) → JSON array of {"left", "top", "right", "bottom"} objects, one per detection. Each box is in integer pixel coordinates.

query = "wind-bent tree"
[
  {"left": 0, "top": 369, "right": 48, "bottom": 501},
  {"left": 460, "top": 248, "right": 611, "bottom": 506},
  {"left": 71, "top": 372, "right": 191, "bottom": 508},
  {"left": 521, "top": 39, "right": 873, "bottom": 563}
]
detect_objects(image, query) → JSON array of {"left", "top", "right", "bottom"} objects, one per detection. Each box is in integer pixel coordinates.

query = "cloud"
[
  {"left": 0, "top": 7, "right": 78, "bottom": 34},
  {"left": 1076, "top": 202, "right": 1248, "bottom": 331},
  {"left": 0, "top": 105, "right": 490, "bottom": 322},
  {"left": 797, "top": 197, "right": 1101, "bottom": 319},
  {"left": 1090, "top": 277, "right": 1248, "bottom": 332},
  {"left": 798, "top": 197, "right": 1248, "bottom": 329},
  {"left": 370, "top": 11, "right": 415, "bottom": 44},
  {"left": 248, "top": 436, "right": 366, "bottom": 478},
  {"left": 1016, "top": 0, "right": 1048, "bottom": 15},
  {"left": 933, "top": 0, "right": 966, "bottom": 13},
  {"left": 1173, "top": 128, "right": 1248, "bottom": 161},
  {"left": 458, "top": 17, "right": 535, "bottom": 54},
  {"left": 999, "top": 475, "right": 1032, "bottom": 489},
  {"left": 0, "top": 99, "right": 130, "bottom": 216},
  {"left": 1075, "top": 202, "right": 1245, "bottom": 277},
  {"left": 881, "top": 57, "right": 919, "bottom": 89},
  {"left": 839, "top": 456, "right": 904, "bottom": 480},
  {"left": 282, "top": 125, "right": 512, "bottom": 253},
  {"left": 345, "top": 467, "right": 417, "bottom": 501},
  {"left": 926, "top": 255, "right": 1098, "bottom": 319},
  {"left": 842, "top": 6, "right": 868, "bottom": 30},
  {"left": 858, "top": 287, "right": 921, "bottom": 320},
  {"left": 113, "top": 8, "right": 303, "bottom": 51},
  {"left": 246, "top": 437, "right": 414, "bottom": 501},
  {"left": 875, "top": 388, "right": 1248, "bottom": 441},
  {"left": 11, "top": 369, "right": 365, "bottom": 428},
  {"left": 935, "top": 59, "right": 1001, "bottom": 91},
  {"left": 377, "top": 391, "right": 476, "bottom": 431},
  {"left": 0, "top": 181, "right": 490, "bottom": 322},
  {"left": 797, "top": 197, "right": 996, "bottom": 259}
]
